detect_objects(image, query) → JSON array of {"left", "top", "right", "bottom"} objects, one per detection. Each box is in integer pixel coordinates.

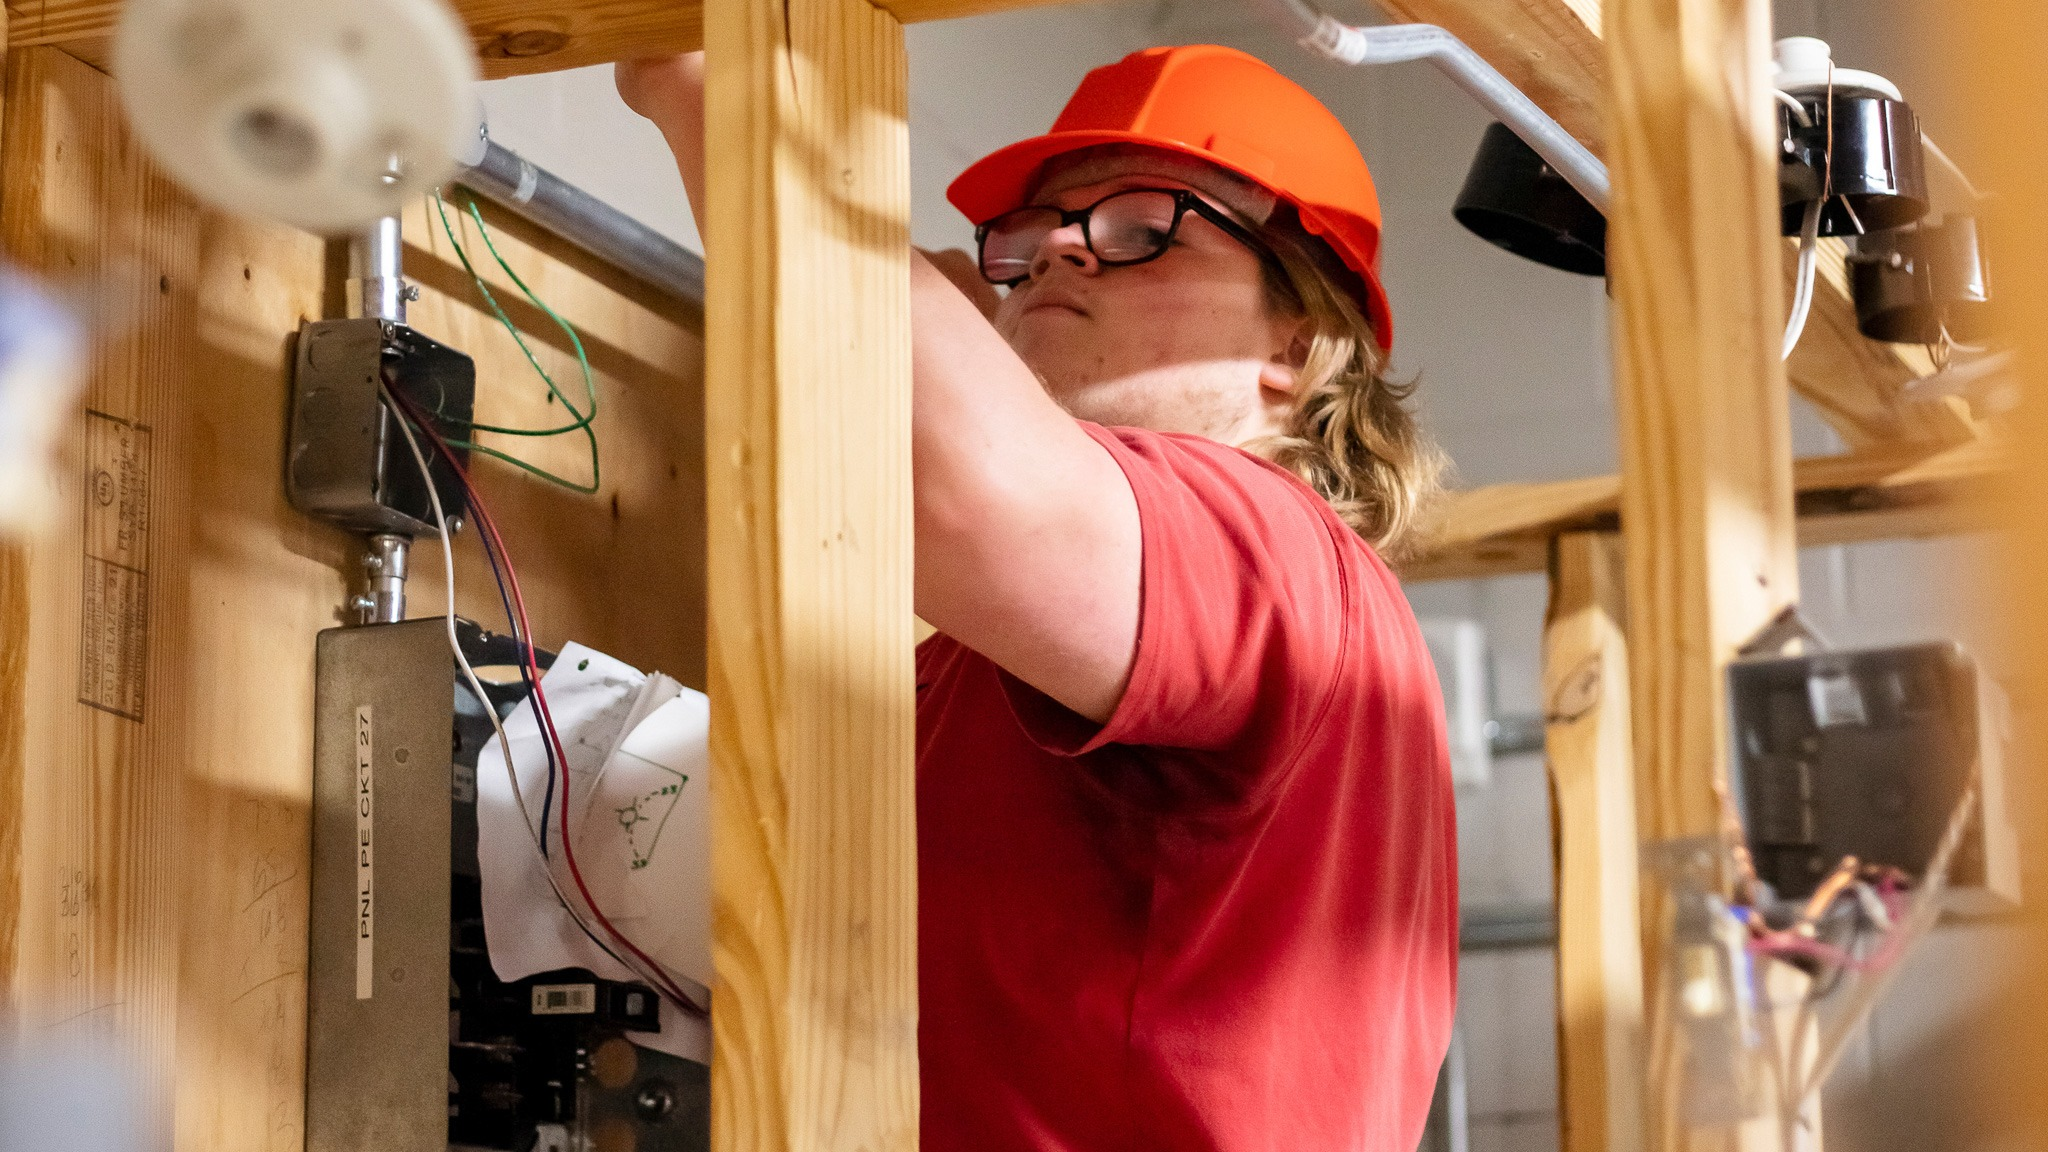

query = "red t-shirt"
[{"left": 916, "top": 424, "right": 1458, "bottom": 1152}]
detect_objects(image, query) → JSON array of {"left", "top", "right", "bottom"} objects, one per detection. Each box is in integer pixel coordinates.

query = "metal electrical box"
[
  {"left": 1727, "top": 641, "right": 2019, "bottom": 911},
  {"left": 287, "top": 318, "right": 475, "bottom": 536},
  {"left": 307, "top": 619, "right": 454, "bottom": 1152}
]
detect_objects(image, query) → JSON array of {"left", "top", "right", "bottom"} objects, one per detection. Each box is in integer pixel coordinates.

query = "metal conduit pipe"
[
  {"left": 1249, "top": 0, "right": 1611, "bottom": 214},
  {"left": 349, "top": 214, "right": 410, "bottom": 324},
  {"left": 455, "top": 133, "right": 706, "bottom": 306}
]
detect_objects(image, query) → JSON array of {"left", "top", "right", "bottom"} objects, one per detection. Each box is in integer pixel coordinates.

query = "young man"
[{"left": 620, "top": 42, "right": 1456, "bottom": 1152}]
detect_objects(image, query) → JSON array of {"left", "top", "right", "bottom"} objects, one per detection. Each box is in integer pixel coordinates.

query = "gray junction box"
[{"left": 307, "top": 619, "right": 454, "bottom": 1152}]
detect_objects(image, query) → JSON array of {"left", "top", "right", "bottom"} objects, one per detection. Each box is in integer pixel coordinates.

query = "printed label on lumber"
[{"left": 77, "top": 411, "right": 152, "bottom": 721}]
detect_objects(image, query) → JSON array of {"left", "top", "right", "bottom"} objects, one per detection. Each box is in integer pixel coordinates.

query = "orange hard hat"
[{"left": 947, "top": 44, "right": 1393, "bottom": 350}]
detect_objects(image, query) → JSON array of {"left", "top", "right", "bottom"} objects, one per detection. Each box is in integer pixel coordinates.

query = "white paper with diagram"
[{"left": 474, "top": 641, "right": 712, "bottom": 1062}]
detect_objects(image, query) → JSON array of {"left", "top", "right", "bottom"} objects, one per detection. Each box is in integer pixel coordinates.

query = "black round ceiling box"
[
  {"left": 1850, "top": 215, "right": 1993, "bottom": 344},
  {"left": 1454, "top": 122, "right": 1608, "bottom": 277},
  {"left": 1778, "top": 93, "right": 1931, "bottom": 237}
]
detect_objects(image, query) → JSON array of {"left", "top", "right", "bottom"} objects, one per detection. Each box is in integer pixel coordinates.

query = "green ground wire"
[
  {"left": 431, "top": 192, "right": 598, "bottom": 435},
  {"left": 451, "top": 438, "right": 600, "bottom": 494},
  {"left": 428, "top": 191, "right": 601, "bottom": 494}
]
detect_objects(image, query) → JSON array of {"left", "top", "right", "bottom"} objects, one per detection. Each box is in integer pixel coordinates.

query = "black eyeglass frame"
[{"left": 974, "top": 187, "right": 1286, "bottom": 287}]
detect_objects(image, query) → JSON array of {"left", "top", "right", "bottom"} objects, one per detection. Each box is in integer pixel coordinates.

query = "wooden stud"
[
  {"left": 1544, "top": 531, "right": 1644, "bottom": 1152},
  {"left": 703, "top": 1, "right": 920, "bottom": 1150},
  {"left": 0, "top": 51, "right": 201, "bottom": 1135},
  {"left": 1602, "top": 0, "right": 1806, "bottom": 1146}
]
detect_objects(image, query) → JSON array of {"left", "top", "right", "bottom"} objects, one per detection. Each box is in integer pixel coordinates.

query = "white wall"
[{"left": 476, "top": 6, "right": 2012, "bottom": 1151}]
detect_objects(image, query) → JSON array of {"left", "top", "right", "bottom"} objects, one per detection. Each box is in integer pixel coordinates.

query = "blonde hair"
[{"left": 1245, "top": 221, "right": 1445, "bottom": 562}]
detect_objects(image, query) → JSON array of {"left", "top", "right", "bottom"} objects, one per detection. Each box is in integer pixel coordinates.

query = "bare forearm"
[
  {"left": 909, "top": 254, "right": 1141, "bottom": 722},
  {"left": 617, "top": 54, "right": 708, "bottom": 240}
]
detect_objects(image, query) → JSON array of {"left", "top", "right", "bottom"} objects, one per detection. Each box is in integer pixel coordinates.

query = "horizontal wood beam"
[
  {"left": 1373, "top": 0, "right": 1606, "bottom": 155},
  {"left": 3, "top": 0, "right": 1074, "bottom": 80},
  {"left": 1399, "top": 439, "right": 2008, "bottom": 582},
  {"left": 1378, "top": 0, "right": 1959, "bottom": 448}
]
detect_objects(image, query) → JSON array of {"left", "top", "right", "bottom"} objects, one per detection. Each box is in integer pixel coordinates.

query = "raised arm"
[{"left": 617, "top": 55, "right": 1142, "bottom": 723}]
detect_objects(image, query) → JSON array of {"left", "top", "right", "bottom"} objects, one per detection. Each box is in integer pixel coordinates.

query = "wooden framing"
[
  {"left": 1403, "top": 438, "right": 2007, "bottom": 582},
  {"left": 1961, "top": 0, "right": 2048, "bottom": 1135},
  {"left": 0, "top": 42, "right": 708, "bottom": 1149},
  {"left": 2, "top": 0, "right": 1070, "bottom": 80},
  {"left": 702, "top": 2, "right": 919, "bottom": 1149},
  {"left": 0, "top": 1, "right": 2025, "bottom": 1151},
  {"left": 1603, "top": 0, "right": 1807, "bottom": 1147},
  {"left": 1544, "top": 532, "right": 1643, "bottom": 1152}
]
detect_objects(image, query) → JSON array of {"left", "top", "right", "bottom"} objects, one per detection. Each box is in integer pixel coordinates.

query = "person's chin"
[
  {"left": 1034, "top": 374, "right": 1136, "bottom": 425},
  {"left": 1012, "top": 305, "right": 1090, "bottom": 341}
]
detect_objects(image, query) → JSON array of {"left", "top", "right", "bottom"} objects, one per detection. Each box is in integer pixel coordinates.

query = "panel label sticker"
[
  {"left": 531, "top": 984, "right": 598, "bottom": 1015},
  {"left": 356, "top": 705, "right": 374, "bottom": 1000},
  {"left": 77, "top": 411, "right": 152, "bottom": 721}
]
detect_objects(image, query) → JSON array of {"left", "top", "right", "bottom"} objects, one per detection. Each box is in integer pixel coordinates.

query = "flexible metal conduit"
[
  {"left": 455, "top": 135, "right": 706, "bottom": 306},
  {"left": 1250, "top": 0, "right": 1611, "bottom": 214}
]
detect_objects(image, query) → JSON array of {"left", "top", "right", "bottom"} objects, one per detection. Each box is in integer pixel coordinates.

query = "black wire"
[
  {"left": 385, "top": 389, "right": 641, "bottom": 978},
  {"left": 387, "top": 369, "right": 561, "bottom": 852}
]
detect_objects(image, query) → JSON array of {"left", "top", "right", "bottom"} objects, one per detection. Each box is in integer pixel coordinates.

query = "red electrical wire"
[{"left": 391, "top": 393, "right": 704, "bottom": 1016}]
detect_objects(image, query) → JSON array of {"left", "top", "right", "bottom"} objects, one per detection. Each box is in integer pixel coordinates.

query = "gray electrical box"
[
  {"left": 306, "top": 619, "right": 453, "bottom": 1152},
  {"left": 1727, "top": 641, "right": 2019, "bottom": 912},
  {"left": 287, "top": 318, "right": 474, "bottom": 536}
]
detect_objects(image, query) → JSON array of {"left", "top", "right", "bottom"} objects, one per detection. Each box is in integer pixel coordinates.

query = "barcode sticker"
[{"left": 531, "top": 983, "right": 597, "bottom": 1015}]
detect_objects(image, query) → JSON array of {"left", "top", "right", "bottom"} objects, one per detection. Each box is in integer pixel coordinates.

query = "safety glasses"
[{"left": 975, "top": 187, "right": 1284, "bottom": 287}]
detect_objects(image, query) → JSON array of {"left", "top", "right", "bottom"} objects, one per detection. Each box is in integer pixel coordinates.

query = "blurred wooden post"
[
  {"left": 1602, "top": 0, "right": 1804, "bottom": 1147},
  {"left": 702, "top": 1, "right": 920, "bottom": 1150},
  {"left": 1957, "top": 0, "right": 2048, "bottom": 1144},
  {"left": 1545, "top": 531, "right": 1644, "bottom": 1152}
]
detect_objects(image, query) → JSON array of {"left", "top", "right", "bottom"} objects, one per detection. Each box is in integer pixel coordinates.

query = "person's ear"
[
  {"left": 1259, "top": 322, "right": 1311, "bottom": 395},
  {"left": 1257, "top": 358, "right": 1299, "bottom": 400}
]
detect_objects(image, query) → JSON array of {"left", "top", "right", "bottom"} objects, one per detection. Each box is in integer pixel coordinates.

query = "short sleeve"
[{"left": 998, "top": 424, "right": 1356, "bottom": 807}]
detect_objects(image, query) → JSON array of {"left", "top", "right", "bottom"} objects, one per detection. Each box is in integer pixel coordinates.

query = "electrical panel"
[
  {"left": 307, "top": 619, "right": 709, "bottom": 1152},
  {"left": 1727, "top": 641, "right": 2019, "bottom": 912},
  {"left": 447, "top": 623, "right": 709, "bottom": 1152}
]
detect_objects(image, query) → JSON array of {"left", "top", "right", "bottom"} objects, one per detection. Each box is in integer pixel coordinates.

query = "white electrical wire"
[
  {"left": 1783, "top": 198, "right": 1824, "bottom": 361},
  {"left": 1774, "top": 90, "right": 1815, "bottom": 127},
  {"left": 377, "top": 380, "right": 702, "bottom": 1013}
]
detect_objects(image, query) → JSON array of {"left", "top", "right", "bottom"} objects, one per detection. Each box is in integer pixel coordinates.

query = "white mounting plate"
[{"left": 114, "top": 0, "right": 479, "bottom": 233}]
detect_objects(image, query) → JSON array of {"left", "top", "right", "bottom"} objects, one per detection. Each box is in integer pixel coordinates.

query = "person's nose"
[{"left": 1030, "top": 220, "right": 1098, "bottom": 280}]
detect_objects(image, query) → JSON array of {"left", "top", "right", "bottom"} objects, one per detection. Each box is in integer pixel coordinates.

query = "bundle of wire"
[
  {"left": 1775, "top": 85, "right": 1825, "bottom": 362},
  {"left": 429, "top": 190, "right": 601, "bottom": 495},
  {"left": 1737, "top": 868, "right": 1910, "bottom": 975},
  {"left": 379, "top": 376, "right": 707, "bottom": 1019},
  {"left": 1742, "top": 775, "right": 1983, "bottom": 1150}
]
